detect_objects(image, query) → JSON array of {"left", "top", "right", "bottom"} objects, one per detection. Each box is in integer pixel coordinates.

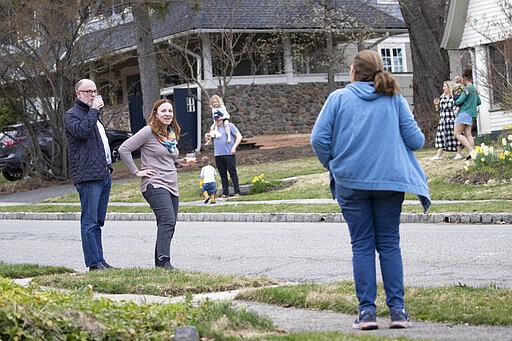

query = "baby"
[
  {"left": 206, "top": 95, "right": 231, "bottom": 145},
  {"left": 452, "top": 75, "right": 465, "bottom": 114}
]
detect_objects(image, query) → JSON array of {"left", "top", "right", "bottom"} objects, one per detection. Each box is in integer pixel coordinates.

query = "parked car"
[{"left": 0, "top": 122, "right": 134, "bottom": 181}]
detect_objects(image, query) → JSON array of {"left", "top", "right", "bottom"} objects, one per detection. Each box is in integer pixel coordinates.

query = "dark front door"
[
  {"left": 128, "top": 95, "right": 145, "bottom": 134},
  {"left": 173, "top": 88, "right": 198, "bottom": 152}
]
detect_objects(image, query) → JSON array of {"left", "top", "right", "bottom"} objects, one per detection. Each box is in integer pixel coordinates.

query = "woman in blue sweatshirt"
[{"left": 311, "top": 50, "right": 430, "bottom": 331}]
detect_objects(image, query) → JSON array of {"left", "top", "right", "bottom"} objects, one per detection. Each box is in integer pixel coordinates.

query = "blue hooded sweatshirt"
[{"left": 310, "top": 82, "right": 431, "bottom": 212}]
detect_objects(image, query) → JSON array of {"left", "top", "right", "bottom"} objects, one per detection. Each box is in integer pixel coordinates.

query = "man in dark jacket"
[{"left": 65, "top": 79, "right": 115, "bottom": 271}]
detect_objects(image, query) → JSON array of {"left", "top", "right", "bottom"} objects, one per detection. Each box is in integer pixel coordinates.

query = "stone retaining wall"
[
  {"left": 202, "top": 82, "right": 347, "bottom": 138},
  {"left": 100, "top": 82, "right": 341, "bottom": 137}
]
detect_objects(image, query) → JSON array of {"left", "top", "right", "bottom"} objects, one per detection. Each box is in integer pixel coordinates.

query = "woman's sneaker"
[
  {"left": 352, "top": 309, "right": 378, "bottom": 330},
  {"left": 389, "top": 308, "right": 412, "bottom": 329}
]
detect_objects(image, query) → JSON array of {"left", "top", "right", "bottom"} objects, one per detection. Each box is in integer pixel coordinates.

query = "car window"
[{"left": 0, "top": 130, "right": 19, "bottom": 146}]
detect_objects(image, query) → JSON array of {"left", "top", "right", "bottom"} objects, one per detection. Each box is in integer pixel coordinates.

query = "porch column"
[
  {"left": 472, "top": 45, "right": 492, "bottom": 135},
  {"left": 282, "top": 34, "right": 297, "bottom": 85},
  {"left": 202, "top": 33, "right": 213, "bottom": 82}
]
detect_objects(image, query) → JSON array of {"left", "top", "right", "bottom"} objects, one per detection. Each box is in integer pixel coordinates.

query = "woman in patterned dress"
[{"left": 431, "top": 80, "right": 462, "bottom": 160}]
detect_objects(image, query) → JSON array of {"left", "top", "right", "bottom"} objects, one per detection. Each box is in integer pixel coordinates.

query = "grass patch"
[
  {"left": 1, "top": 201, "right": 511, "bottom": 214},
  {"left": 0, "top": 261, "right": 74, "bottom": 278},
  {"left": 32, "top": 268, "right": 279, "bottom": 297},
  {"left": 39, "top": 149, "right": 512, "bottom": 207},
  {"left": 236, "top": 281, "right": 512, "bottom": 326}
]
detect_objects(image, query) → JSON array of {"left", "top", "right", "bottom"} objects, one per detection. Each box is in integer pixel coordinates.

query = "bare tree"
[
  {"left": 157, "top": 0, "right": 279, "bottom": 109},
  {"left": 131, "top": 1, "right": 161, "bottom": 119},
  {"left": 0, "top": 0, "right": 105, "bottom": 180},
  {"left": 158, "top": 0, "right": 384, "bottom": 104},
  {"left": 398, "top": 0, "right": 451, "bottom": 144}
]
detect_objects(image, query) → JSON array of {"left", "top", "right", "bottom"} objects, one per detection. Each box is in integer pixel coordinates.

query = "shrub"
[{"left": 0, "top": 277, "right": 273, "bottom": 339}]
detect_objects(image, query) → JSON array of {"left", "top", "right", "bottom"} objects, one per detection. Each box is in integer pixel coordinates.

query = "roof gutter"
[{"left": 440, "top": 0, "right": 470, "bottom": 49}]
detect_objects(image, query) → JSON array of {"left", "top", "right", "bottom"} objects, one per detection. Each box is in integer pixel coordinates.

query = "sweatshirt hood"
[{"left": 346, "top": 81, "right": 382, "bottom": 101}]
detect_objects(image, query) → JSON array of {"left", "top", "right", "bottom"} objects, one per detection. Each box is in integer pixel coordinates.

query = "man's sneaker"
[
  {"left": 352, "top": 309, "right": 378, "bottom": 330},
  {"left": 89, "top": 263, "right": 107, "bottom": 271},
  {"left": 102, "top": 262, "right": 117, "bottom": 269},
  {"left": 389, "top": 308, "right": 412, "bottom": 329}
]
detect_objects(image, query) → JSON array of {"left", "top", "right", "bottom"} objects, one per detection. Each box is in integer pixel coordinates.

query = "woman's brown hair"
[
  {"left": 147, "top": 99, "right": 181, "bottom": 140},
  {"left": 462, "top": 68, "right": 473, "bottom": 83},
  {"left": 352, "top": 50, "right": 400, "bottom": 96}
]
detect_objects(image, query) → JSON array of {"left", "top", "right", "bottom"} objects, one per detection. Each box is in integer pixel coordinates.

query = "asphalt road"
[{"left": 1, "top": 220, "right": 511, "bottom": 289}]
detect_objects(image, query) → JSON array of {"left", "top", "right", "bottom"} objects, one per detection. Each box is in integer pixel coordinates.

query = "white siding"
[
  {"left": 489, "top": 111, "right": 512, "bottom": 131},
  {"left": 459, "top": 0, "right": 512, "bottom": 48}
]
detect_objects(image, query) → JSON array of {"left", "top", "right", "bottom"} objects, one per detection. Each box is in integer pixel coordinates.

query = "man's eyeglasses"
[{"left": 77, "top": 89, "right": 97, "bottom": 95}]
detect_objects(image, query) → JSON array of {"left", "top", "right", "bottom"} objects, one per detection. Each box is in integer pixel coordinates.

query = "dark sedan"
[{"left": 0, "top": 123, "right": 134, "bottom": 181}]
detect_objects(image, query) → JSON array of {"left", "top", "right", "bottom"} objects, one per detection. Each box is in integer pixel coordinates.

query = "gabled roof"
[
  {"left": 157, "top": 0, "right": 405, "bottom": 32},
  {"left": 85, "top": 0, "right": 406, "bottom": 58}
]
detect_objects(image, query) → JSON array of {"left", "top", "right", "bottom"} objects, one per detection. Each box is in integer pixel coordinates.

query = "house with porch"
[
  {"left": 441, "top": 0, "right": 512, "bottom": 137},
  {"left": 83, "top": 0, "right": 411, "bottom": 151}
]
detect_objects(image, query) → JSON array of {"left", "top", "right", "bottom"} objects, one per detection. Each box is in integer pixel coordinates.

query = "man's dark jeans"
[
  {"left": 215, "top": 154, "right": 240, "bottom": 195},
  {"left": 75, "top": 175, "right": 111, "bottom": 267}
]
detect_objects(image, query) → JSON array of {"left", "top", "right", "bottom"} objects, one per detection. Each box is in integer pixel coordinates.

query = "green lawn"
[{"left": 0, "top": 148, "right": 506, "bottom": 215}]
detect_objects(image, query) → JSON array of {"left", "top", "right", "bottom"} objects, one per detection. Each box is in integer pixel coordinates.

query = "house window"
[
  {"left": 488, "top": 41, "right": 512, "bottom": 108},
  {"left": 96, "top": 0, "right": 126, "bottom": 17},
  {"left": 380, "top": 47, "right": 406, "bottom": 73},
  {"left": 186, "top": 97, "right": 196, "bottom": 113}
]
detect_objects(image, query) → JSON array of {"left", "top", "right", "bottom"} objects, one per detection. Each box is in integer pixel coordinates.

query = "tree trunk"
[
  {"left": 132, "top": 2, "right": 160, "bottom": 120},
  {"left": 398, "top": 0, "right": 451, "bottom": 146}
]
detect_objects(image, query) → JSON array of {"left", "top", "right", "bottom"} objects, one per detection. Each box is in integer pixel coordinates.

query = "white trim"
[
  {"left": 193, "top": 73, "right": 351, "bottom": 90},
  {"left": 377, "top": 0, "right": 398, "bottom": 4}
]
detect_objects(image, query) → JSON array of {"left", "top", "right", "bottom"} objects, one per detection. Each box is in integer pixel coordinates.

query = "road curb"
[{"left": 1, "top": 212, "right": 511, "bottom": 224}]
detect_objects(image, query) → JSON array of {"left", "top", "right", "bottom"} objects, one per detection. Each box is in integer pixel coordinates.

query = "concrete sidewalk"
[
  {"left": 13, "top": 278, "right": 512, "bottom": 340},
  {"left": 97, "top": 288, "right": 512, "bottom": 340}
]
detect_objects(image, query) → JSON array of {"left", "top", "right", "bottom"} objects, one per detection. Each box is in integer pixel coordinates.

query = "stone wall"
[
  {"left": 101, "top": 77, "right": 416, "bottom": 144},
  {"left": 100, "top": 104, "right": 131, "bottom": 131},
  {"left": 202, "top": 82, "right": 348, "bottom": 138},
  {"left": 100, "top": 82, "right": 342, "bottom": 138}
]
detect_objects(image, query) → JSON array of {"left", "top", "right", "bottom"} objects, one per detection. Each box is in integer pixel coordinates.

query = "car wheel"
[
  {"left": 2, "top": 168, "right": 23, "bottom": 181},
  {"left": 110, "top": 142, "right": 122, "bottom": 163}
]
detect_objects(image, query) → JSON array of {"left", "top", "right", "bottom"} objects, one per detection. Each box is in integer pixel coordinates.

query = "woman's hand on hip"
[{"left": 136, "top": 169, "right": 156, "bottom": 178}]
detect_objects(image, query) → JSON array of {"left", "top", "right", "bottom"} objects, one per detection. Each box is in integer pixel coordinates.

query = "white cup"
[{"left": 94, "top": 95, "right": 104, "bottom": 109}]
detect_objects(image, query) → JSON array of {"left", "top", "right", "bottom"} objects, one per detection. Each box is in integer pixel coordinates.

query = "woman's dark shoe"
[{"left": 466, "top": 154, "right": 472, "bottom": 160}]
